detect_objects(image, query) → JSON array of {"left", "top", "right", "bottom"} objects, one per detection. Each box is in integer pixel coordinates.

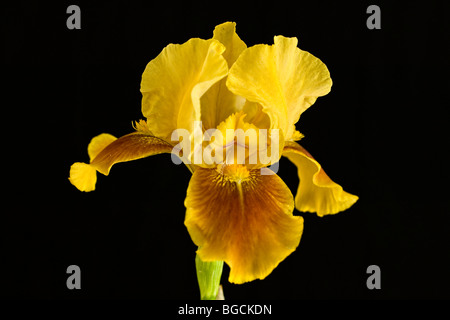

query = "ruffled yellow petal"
[
  {"left": 140, "top": 38, "right": 228, "bottom": 141},
  {"left": 212, "top": 22, "right": 247, "bottom": 68},
  {"left": 69, "top": 162, "right": 97, "bottom": 192},
  {"left": 90, "top": 132, "right": 173, "bottom": 175},
  {"left": 200, "top": 22, "right": 247, "bottom": 130},
  {"left": 283, "top": 141, "right": 358, "bottom": 216},
  {"left": 87, "top": 133, "right": 117, "bottom": 161},
  {"left": 184, "top": 165, "right": 303, "bottom": 284},
  {"left": 69, "top": 132, "right": 173, "bottom": 192},
  {"left": 227, "top": 36, "right": 332, "bottom": 140}
]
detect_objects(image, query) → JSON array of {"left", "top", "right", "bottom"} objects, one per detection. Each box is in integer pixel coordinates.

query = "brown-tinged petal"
[
  {"left": 69, "top": 132, "right": 173, "bottom": 192},
  {"left": 184, "top": 165, "right": 303, "bottom": 284},
  {"left": 283, "top": 141, "right": 358, "bottom": 216}
]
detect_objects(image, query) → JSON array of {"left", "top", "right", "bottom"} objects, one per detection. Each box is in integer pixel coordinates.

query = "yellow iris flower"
[{"left": 69, "top": 22, "right": 358, "bottom": 285}]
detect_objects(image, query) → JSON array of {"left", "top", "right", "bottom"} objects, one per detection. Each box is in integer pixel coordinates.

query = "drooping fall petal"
[
  {"left": 140, "top": 38, "right": 228, "bottom": 141},
  {"left": 184, "top": 165, "right": 303, "bottom": 284},
  {"left": 87, "top": 133, "right": 117, "bottom": 161},
  {"left": 283, "top": 141, "right": 358, "bottom": 216},
  {"left": 69, "top": 132, "right": 173, "bottom": 192},
  {"left": 69, "top": 162, "right": 97, "bottom": 192},
  {"left": 212, "top": 21, "right": 247, "bottom": 69},
  {"left": 205, "top": 111, "right": 284, "bottom": 168},
  {"left": 227, "top": 36, "right": 332, "bottom": 141}
]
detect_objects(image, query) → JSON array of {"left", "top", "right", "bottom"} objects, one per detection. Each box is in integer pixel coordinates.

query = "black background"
[{"left": 2, "top": 0, "right": 449, "bottom": 300}]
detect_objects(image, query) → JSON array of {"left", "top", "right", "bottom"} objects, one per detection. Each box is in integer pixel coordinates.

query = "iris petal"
[
  {"left": 283, "top": 141, "right": 358, "bottom": 216},
  {"left": 212, "top": 22, "right": 247, "bottom": 68},
  {"left": 200, "top": 22, "right": 247, "bottom": 130},
  {"left": 69, "top": 162, "right": 97, "bottom": 192},
  {"left": 140, "top": 38, "right": 228, "bottom": 141},
  {"left": 90, "top": 132, "right": 173, "bottom": 175},
  {"left": 184, "top": 165, "right": 303, "bottom": 284},
  {"left": 227, "top": 36, "right": 332, "bottom": 140}
]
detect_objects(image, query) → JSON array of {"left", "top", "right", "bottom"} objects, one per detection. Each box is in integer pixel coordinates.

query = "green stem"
[{"left": 195, "top": 253, "right": 224, "bottom": 300}]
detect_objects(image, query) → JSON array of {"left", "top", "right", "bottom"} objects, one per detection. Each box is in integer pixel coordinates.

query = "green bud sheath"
[{"left": 195, "top": 253, "right": 224, "bottom": 300}]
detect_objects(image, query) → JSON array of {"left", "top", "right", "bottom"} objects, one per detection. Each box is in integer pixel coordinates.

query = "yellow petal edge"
[
  {"left": 185, "top": 166, "right": 303, "bottom": 284},
  {"left": 283, "top": 141, "right": 358, "bottom": 216}
]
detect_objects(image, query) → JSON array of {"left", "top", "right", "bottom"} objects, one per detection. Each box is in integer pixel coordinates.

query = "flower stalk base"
[{"left": 195, "top": 253, "right": 224, "bottom": 300}]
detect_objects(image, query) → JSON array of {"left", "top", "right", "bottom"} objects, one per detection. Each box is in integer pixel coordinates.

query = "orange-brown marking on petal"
[
  {"left": 90, "top": 132, "right": 173, "bottom": 175},
  {"left": 184, "top": 165, "right": 303, "bottom": 284}
]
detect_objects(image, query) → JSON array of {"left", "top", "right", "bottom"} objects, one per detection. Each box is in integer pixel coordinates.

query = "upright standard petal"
[
  {"left": 200, "top": 22, "right": 247, "bottom": 130},
  {"left": 69, "top": 132, "right": 173, "bottom": 192},
  {"left": 227, "top": 36, "right": 332, "bottom": 141},
  {"left": 184, "top": 165, "right": 303, "bottom": 284},
  {"left": 87, "top": 133, "right": 117, "bottom": 161},
  {"left": 283, "top": 141, "right": 358, "bottom": 216},
  {"left": 141, "top": 38, "right": 228, "bottom": 141},
  {"left": 69, "top": 162, "right": 97, "bottom": 192},
  {"left": 212, "top": 22, "right": 247, "bottom": 68}
]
